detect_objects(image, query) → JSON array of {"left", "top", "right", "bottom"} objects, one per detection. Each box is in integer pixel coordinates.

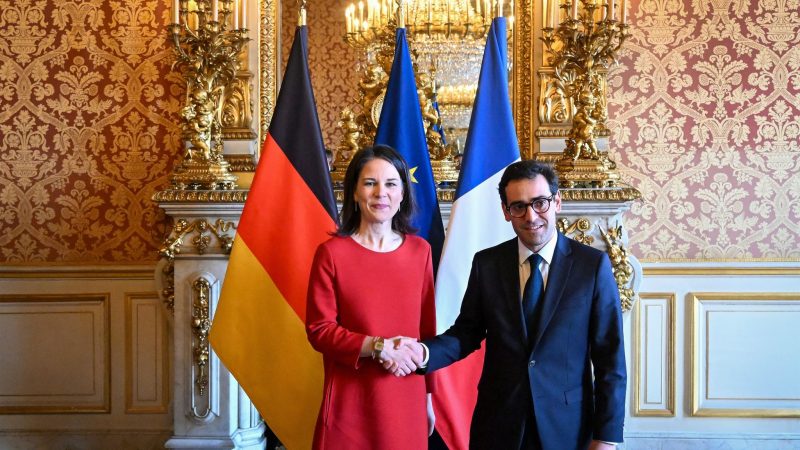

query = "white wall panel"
[
  {"left": 0, "top": 295, "right": 109, "bottom": 413},
  {"left": 690, "top": 293, "right": 800, "bottom": 416},
  {"left": 633, "top": 293, "right": 675, "bottom": 416},
  {"left": 0, "top": 266, "right": 171, "bottom": 449},
  {"left": 126, "top": 293, "right": 170, "bottom": 414}
]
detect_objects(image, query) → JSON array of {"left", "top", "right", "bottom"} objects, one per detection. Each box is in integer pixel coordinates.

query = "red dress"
[{"left": 306, "top": 235, "right": 437, "bottom": 450}]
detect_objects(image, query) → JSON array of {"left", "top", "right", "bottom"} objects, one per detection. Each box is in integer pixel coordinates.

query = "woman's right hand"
[{"left": 380, "top": 336, "right": 423, "bottom": 376}]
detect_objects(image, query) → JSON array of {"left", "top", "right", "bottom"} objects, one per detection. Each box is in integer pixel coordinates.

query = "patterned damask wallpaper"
[
  {"left": 280, "top": 0, "right": 358, "bottom": 150},
  {"left": 0, "top": 0, "right": 181, "bottom": 264},
  {"left": 607, "top": 0, "right": 800, "bottom": 260},
  {"left": 1, "top": 0, "right": 797, "bottom": 264}
]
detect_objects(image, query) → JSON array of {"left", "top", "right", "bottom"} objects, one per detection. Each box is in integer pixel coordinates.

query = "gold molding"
[
  {"left": 632, "top": 293, "right": 676, "bottom": 417},
  {"left": 556, "top": 217, "right": 594, "bottom": 245},
  {"left": 513, "top": 0, "right": 535, "bottom": 159},
  {"left": 644, "top": 267, "right": 800, "bottom": 276},
  {"left": 152, "top": 189, "right": 249, "bottom": 203},
  {"left": 160, "top": 218, "right": 236, "bottom": 259},
  {"left": 125, "top": 293, "right": 170, "bottom": 414},
  {"left": 225, "top": 154, "right": 257, "bottom": 172},
  {"left": 259, "top": 0, "right": 279, "bottom": 147},
  {"left": 690, "top": 292, "right": 800, "bottom": 418},
  {"left": 0, "top": 294, "right": 111, "bottom": 414},
  {"left": 0, "top": 265, "right": 156, "bottom": 279},
  {"left": 558, "top": 186, "right": 642, "bottom": 202},
  {"left": 191, "top": 277, "right": 212, "bottom": 419}
]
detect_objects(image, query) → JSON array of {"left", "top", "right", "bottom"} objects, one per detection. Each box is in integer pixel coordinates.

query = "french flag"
[{"left": 433, "top": 17, "right": 520, "bottom": 450}]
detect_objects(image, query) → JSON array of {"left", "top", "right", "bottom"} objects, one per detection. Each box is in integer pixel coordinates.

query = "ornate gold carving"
[
  {"left": 555, "top": 153, "right": 621, "bottom": 188},
  {"left": 332, "top": 41, "right": 455, "bottom": 183},
  {"left": 152, "top": 189, "right": 249, "bottom": 202},
  {"left": 537, "top": 67, "right": 572, "bottom": 126},
  {"left": 168, "top": 1, "right": 249, "bottom": 189},
  {"left": 557, "top": 217, "right": 594, "bottom": 245},
  {"left": 558, "top": 186, "right": 642, "bottom": 202},
  {"left": 159, "top": 218, "right": 235, "bottom": 259},
  {"left": 541, "top": 0, "right": 629, "bottom": 187},
  {"left": 224, "top": 154, "right": 257, "bottom": 171},
  {"left": 514, "top": 0, "right": 535, "bottom": 159},
  {"left": 156, "top": 216, "right": 234, "bottom": 313},
  {"left": 221, "top": 70, "right": 257, "bottom": 140},
  {"left": 259, "top": 0, "right": 279, "bottom": 143},
  {"left": 600, "top": 224, "right": 635, "bottom": 312},
  {"left": 160, "top": 259, "right": 175, "bottom": 312},
  {"left": 191, "top": 277, "right": 212, "bottom": 417}
]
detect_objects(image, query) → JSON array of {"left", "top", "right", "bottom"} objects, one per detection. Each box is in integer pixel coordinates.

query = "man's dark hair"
[
  {"left": 337, "top": 145, "right": 417, "bottom": 236},
  {"left": 497, "top": 160, "right": 559, "bottom": 205}
]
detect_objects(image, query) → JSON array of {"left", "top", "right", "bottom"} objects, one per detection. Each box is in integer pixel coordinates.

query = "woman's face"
[{"left": 354, "top": 158, "right": 404, "bottom": 226}]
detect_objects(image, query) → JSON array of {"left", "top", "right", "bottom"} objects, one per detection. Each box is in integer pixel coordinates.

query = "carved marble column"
[{"left": 154, "top": 191, "right": 266, "bottom": 450}]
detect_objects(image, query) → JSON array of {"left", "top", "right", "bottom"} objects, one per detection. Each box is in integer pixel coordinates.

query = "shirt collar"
[{"left": 517, "top": 232, "right": 558, "bottom": 267}]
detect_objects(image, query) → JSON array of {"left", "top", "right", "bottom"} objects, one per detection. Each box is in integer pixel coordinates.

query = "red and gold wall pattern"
[
  {"left": 0, "top": 0, "right": 798, "bottom": 264},
  {"left": 0, "top": 0, "right": 181, "bottom": 264},
  {"left": 608, "top": 0, "right": 800, "bottom": 260}
]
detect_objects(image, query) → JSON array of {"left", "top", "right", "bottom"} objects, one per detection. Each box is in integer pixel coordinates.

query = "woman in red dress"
[{"left": 306, "top": 145, "right": 437, "bottom": 450}]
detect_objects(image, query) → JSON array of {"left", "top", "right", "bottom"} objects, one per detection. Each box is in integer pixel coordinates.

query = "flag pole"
[
  {"left": 299, "top": 0, "right": 307, "bottom": 25},
  {"left": 397, "top": 0, "right": 405, "bottom": 28}
]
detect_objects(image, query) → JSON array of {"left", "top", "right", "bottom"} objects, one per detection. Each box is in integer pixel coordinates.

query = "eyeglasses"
[{"left": 505, "top": 195, "right": 555, "bottom": 218}]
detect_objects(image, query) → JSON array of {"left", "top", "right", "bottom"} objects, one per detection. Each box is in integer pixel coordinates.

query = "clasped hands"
[{"left": 378, "top": 337, "right": 425, "bottom": 376}]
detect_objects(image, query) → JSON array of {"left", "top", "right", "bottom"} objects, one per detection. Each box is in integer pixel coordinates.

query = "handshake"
[{"left": 377, "top": 337, "right": 426, "bottom": 377}]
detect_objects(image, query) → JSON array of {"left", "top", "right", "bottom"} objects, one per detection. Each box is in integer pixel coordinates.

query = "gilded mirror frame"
[{"left": 258, "top": 0, "right": 537, "bottom": 159}]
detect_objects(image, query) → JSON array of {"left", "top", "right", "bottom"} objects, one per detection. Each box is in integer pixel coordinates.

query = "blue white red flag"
[{"left": 433, "top": 17, "right": 520, "bottom": 450}]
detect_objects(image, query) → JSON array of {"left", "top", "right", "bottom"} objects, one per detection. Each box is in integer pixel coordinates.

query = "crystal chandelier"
[{"left": 336, "top": 0, "right": 513, "bottom": 186}]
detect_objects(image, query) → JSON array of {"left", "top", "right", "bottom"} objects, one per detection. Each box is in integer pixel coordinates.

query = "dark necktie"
[{"left": 522, "top": 254, "right": 544, "bottom": 345}]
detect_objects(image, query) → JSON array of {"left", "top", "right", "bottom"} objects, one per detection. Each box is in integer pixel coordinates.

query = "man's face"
[{"left": 501, "top": 175, "right": 561, "bottom": 253}]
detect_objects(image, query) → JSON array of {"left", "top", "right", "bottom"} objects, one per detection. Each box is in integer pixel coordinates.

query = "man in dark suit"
[{"left": 404, "top": 161, "right": 626, "bottom": 450}]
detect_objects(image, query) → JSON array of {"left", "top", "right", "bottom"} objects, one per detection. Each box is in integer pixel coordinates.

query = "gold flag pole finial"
[
  {"left": 299, "top": 0, "right": 307, "bottom": 26},
  {"left": 397, "top": 0, "right": 405, "bottom": 28},
  {"left": 498, "top": 0, "right": 505, "bottom": 18}
]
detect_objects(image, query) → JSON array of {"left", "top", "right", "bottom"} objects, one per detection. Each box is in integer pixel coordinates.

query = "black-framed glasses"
[{"left": 505, "top": 195, "right": 555, "bottom": 218}]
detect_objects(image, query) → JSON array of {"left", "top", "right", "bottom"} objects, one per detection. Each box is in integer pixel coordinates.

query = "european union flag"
[{"left": 375, "top": 27, "right": 445, "bottom": 272}]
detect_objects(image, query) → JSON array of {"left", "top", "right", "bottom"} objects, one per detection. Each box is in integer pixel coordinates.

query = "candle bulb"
[
  {"left": 173, "top": 0, "right": 180, "bottom": 24},
  {"left": 498, "top": 0, "right": 503, "bottom": 17},
  {"left": 571, "top": 0, "right": 577, "bottom": 19},
  {"left": 240, "top": 0, "right": 247, "bottom": 28},
  {"left": 620, "top": 0, "right": 626, "bottom": 22},
  {"left": 232, "top": 0, "right": 239, "bottom": 28},
  {"left": 542, "top": 0, "right": 549, "bottom": 27},
  {"left": 212, "top": 0, "right": 219, "bottom": 22},
  {"left": 553, "top": 0, "right": 560, "bottom": 26}
]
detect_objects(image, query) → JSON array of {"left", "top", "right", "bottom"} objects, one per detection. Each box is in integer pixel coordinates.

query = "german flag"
[{"left": 209, "top": 25, "right": 337, "bottom": 450}]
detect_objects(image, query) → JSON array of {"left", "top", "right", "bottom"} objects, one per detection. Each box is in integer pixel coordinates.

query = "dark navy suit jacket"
[{"left": 425, "top": 233, "right": 626, "bottom": 450}]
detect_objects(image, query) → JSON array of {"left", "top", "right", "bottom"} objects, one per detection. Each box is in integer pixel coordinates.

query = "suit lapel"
[
  {"left": 531, "top": 233, "right": 573, "bottom": 351},
  {"left": 497, "top": 238, "right": 528, "bottom": 342}
]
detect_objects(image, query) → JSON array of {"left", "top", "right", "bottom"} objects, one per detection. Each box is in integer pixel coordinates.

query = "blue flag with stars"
[{"left": 375, "top": 27, "right": 445, "bottom": 273}]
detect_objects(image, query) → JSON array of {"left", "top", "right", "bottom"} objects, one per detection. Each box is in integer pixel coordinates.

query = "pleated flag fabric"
[
  {"left": 375, "top": 27, "right": 445, "bottom": 274},
  {"left": 433, "top": 17, "right": 521, "bottom": 450},
  {"left": 209, "top": 25, "right": 337, "bottom": 450}
]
